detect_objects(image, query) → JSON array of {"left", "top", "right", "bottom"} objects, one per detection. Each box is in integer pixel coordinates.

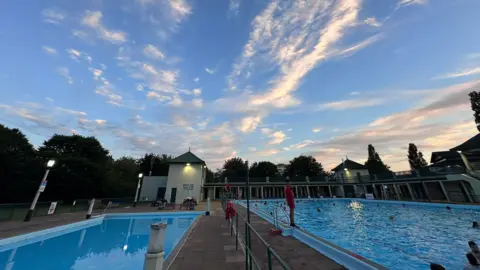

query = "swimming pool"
[
  {"left": 0, "top": 213, "right": 200, "bottom": 270},
  {"left": 249, "top": 199, "right": 480, "bottom": 270}
]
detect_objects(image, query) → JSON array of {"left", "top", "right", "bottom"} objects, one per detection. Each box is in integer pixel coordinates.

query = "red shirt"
[{"left": 285, "top": 185, "right": 295, "bottom": 209}]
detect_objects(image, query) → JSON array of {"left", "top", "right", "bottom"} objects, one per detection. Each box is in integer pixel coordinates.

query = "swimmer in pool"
[
  {"left": 316, "top": 208, "right": 321, "bottom": 212},
  {"left": 473, "top": 222, "right": 479, "bottom": 228},
  {"left": 389, "top": 216, "right": 394, "bottom": 221},
  {"left": 446, "top": 206, "right": 451, "bottom": 210},
  {"left": 429, "top": 263, "right": 446, "bottom": 270}
]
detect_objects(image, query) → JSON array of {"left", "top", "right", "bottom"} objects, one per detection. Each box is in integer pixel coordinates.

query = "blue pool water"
[
  {"left": 0, "top": 214, "right": 198, "bottom": 270},
  {"left": 253, "top": 199, "right": 480, "bottom": 270}
]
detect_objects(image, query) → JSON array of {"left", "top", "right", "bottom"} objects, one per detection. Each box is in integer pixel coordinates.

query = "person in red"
[
  {"left": 285, "top": 180, "right": 299, "bottom": 228},
  {"left": 225, "top": 201, "right": 236, "bottom": 223}
]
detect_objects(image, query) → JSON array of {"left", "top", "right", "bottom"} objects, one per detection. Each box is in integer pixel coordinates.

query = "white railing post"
[
  {"left": 206, "top": 197, "right": 211, "bottom": 215},
  {"left": 86, "top": 198, "right": 95, "bottom": 219},
  {"left": 144, "top": 223, "right": 168, "bottom": 270}
]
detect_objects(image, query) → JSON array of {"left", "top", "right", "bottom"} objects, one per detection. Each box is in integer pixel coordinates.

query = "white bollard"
[
  {"left": 86, "top": 198, "right": 95, "bottom": 219},
  {"left": 206, "top": 197, "right": 211, "bottom": 216},
  {"left": 144, "top": 223, "right": 167, "bottom": 270}
]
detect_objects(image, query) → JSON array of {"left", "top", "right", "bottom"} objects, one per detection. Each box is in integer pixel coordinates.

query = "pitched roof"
[
  {"left": 170, "top": 151, "right": 205, "bottom": 164},
  {"left": 450, "top": 133, "right": 480, "bottom": 152},
  {"left": 331, "top": 159, "right": 367, "bottom": 172},
  {"left": 430, "top": 151, "right": 461, "bottom": 164}
]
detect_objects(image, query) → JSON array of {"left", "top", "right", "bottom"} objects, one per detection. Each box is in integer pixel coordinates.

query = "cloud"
[
  {"left": 317, "top": 98, "right": 385, "bottom": 111},
  {"left": 42, "top": 8, "right": 65, "bottom": 24},
  {"left": 256, "top": 149, "right": 282, "bottom": 156},
  {"left": 169, "top": 95, "right": 183, "bottom": 107},
  {"left": 42, "top": 46, "right": 57, "bottom": 55},
  {"left": 192, "top": 98, "right": 203, "bottom": 108},
  {"left": 434, "top": 67, "right": 480, "bottom": 80},
  {"left": 147, "top": 91, "right": 171, "bottom": 101},
  {"left": 57, "top": 67, "right": 73, "bottom": 84},
  {"left": 143, "top": 44, "right": 165, "bottom": 60},
  {"left": 239, "top": 115, "right": 262, "bottom": 133},
  {"left": 100, "top": 63, "right": 108, "bottom": 70},
  {"left": 248, "top": 147, "right": 257, "bottom": 152},
  {"left": 364, "top": 17, "right": 381, "bottom": 27},
  {"left": 302, "top": 80, "right": 480, "bottom": 170},
  {"left": 312, "top": 128, "right": 322, "bottom": 133},
  {"left": 168, "top": 0, "right": 192, "bottom": 23},
  {"left": 193, "top": 77, "right": 200, "bottom": 83},
  {"left": 397, "top": 0, "right": 427, "bottom": 8},
  {"left": 229, "top": 0, "right": 241, "bottom": 16},
  {"left": 193, "top": 88, "right": 201, "bottom": 96},
  {"left": 205, "top": 67, "right": 216, "bottom": 74},
  {"left": 72, "top": 29, "right": 92, "bottom": 43},
  {"left": 45, "top": 97, "right": 54, "bottom": 103},
  {"left": 67, "top": 48, "right": 81, "bottom": 61},
  {"left": 349, "top": 91, "right": 360, "bottom": 95},
  {"left": 82, "top": 11, "right": 127, "bottom": 44},
  {"left": 261, "top": 128, "right": 287, "bottom": 144},
  {"left": 89, "top": 68, "right": 103, "bottom": 80}
]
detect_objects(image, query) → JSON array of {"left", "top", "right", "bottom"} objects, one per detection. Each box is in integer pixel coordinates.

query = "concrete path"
[
  {"left": 168, "top": 213, "right": 245, "bottom": 270},
  {"left": 234, "top": 204, "right": 347, "bottom": 270}
]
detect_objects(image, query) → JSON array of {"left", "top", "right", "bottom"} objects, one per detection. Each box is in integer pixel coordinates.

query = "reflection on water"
[{"left": 0, "top": 215, "right": 196, "bottom": 270}]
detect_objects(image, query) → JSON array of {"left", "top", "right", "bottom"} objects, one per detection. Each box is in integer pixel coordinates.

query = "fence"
[
  {"left": 221, "top": 193, "right": 290, "bottom": 270},
  {"left": 0, "top": 197, "right": 138, "bottom": 221}
]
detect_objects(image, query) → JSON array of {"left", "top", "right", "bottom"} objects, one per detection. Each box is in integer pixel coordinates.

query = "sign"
[
  {"left": 182, "top": 184, "right": 194, "bottom": 190},
  {"left": 48, "top": 202, "right": 57, "bottom": 215},
  {"left": 365, "top": 193, "right": 375, "bottom": 200},
  {"left": 39, "top": 181, "right": 47, "bottom": 192}
]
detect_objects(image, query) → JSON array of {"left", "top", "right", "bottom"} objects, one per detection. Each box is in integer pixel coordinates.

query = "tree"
[
  {"left": 284, "top": 155, "right": 326, "bottom": 177},
  {"left": 137, "top": 153, "right": 172, "bottom": 176},
  {"left": 205, "top": 168, "right": 214, "bottom": 182},
  {"left": 249, "top": 161, "right": 279, "bottom": 177},
  {"left": 469, "top": 91, "right": 480, "bottom": 132},
  {"left": 0, "top": 125, "right": 43, "bottom": 203},
  {"left": 104, "top": 156, "right": 139, "bottom": 197},
  {"left": 37, "top": 134, "right": 112, "bottom": 201},
  {"left": 221, "top": 157, "right": 247, "bottom": 180},
  {"left": 407, "top": 143, "right": 428, "bottom": 170},
  {"left": 364, "top": 144, "right": 390, "bottom": 175}
]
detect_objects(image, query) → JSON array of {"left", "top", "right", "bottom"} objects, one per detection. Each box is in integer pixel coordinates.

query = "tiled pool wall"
[
  {"left": 0, "top": 211, "right": 203, "bottom": 253},
  {"left": 236, "top": 198, "right": 480, "bottom": 270}
]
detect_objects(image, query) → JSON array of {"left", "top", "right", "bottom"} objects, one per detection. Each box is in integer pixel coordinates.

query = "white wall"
[
  {"left": 165, "top": 163, "right": 204, "bottom": 204},
  {"left": 139, "top": 176, "right": 168, "bottom": 200},
  {"left": 334, "top": 169, "right": 369, "bottom": 183}
]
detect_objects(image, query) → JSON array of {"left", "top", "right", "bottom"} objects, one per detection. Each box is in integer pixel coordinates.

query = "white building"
[
  {"left": 164, "top": 151, "right": 206, "bottom": 204},
  {"left": 331, "top": 159, "right": 370, "bottom": 183}
]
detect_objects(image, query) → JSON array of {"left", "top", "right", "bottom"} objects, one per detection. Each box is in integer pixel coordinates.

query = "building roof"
[
  {"left": 430, "top": 151, "right": 461, "bottom": 164},
  {"left": 331, "top": 159, "right": 367, "bottom": 172},
  {"left": 450, "top": 133, "right": 480, "bottom": 152},
  {"left": 169, "top": 151, "right": 205, "bottom": 164}
]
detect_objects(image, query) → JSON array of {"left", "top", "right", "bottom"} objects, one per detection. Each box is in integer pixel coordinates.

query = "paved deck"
[
  {"left": 168, "top": 212, "right": 245, "bottom": 270},
  {"left": 0, "top": 202, "right": 217, "bottom": 239},
  {"left": 234, "top": 204, "right": 347, "bottom": 270}
]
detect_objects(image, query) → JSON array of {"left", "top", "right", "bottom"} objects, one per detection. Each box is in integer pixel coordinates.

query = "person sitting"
[{"left": 467, "top": 241, "right": 480, "bottom": 266}]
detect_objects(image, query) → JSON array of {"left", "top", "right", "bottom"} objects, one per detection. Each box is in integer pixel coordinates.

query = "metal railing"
[{"left": 222, "top": 193, "right": 290, "bottom": 270}]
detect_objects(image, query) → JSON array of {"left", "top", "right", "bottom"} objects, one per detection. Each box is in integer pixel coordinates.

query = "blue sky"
[{"left": 1, "top": 0, "right": 480, "bottom": 170}]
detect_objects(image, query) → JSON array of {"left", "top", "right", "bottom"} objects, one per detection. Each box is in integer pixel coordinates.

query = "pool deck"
[
  {"left": 0, "top": 202, "right": 216, "bottom": 239},
  {"left": 233, "top": 204, "right": 347, "bottom": 270},
  {"left": 167, "top": 211, "right": 246, "bottom": 270}
]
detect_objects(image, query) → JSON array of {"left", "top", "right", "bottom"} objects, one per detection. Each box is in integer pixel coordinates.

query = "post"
[
  {"left": 206, "top": 197, "right": 211, "bottom": 215},
  {"left": 134, "top": 173, "right": 143, "bottom": 207},
  {"left": 459, "top": 151, "right": 473, "bottom": 172},
  {"left": 439, "top": 181, "right": 451, "bottom": 202},
  {"left": 406, "top": 183, "right": 415, "bottom": 200},
  {"left": 235, "top": 213, "right": 239, "bottom": 250},
  {"left": 245, "top": 160, "right": 251, "bottom": 269},
  {"left": 24, "top": 169, "right": 51, "bottom": 222},
  {"left": 144, "top": 223, "right": 167, "bottom": 270},
  {"left": 86, "top": 198, "right": 95, "bottom": 219}
]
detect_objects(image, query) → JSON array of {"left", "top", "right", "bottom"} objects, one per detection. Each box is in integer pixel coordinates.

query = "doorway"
[
  {"left": 157, "top": 187, "right": 166, "bottom": 200},
  {"left": 170, "top": 188, "right": 177, "bottom": 203}
]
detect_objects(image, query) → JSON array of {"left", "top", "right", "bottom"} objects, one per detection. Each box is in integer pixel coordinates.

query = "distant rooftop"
[
  {"left": 331, "top": 159, "right": 367, "bottom": 172},
  {"left": 450, "top": 133, "right": 480, "bottom": 153},
  {"left": 170, "top": 151, "right": 205, "bottom": 164}
]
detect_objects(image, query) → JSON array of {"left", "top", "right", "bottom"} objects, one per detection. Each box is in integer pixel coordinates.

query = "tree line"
[{"left": 0, "top": 124, "right": 432, "bottom": 204}]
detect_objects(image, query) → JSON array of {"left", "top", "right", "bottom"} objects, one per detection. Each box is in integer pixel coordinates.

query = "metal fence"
[
  {"left": 221, "top": 193, "right": 290, "bottom": 270},
  {"left": 0, "top": 197, "right": 139, "bottom": 221}
]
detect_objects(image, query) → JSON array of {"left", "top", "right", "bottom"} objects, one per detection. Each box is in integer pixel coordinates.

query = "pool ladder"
[{"left": 102, "top": 201, "right": 113, "bottom": 215}]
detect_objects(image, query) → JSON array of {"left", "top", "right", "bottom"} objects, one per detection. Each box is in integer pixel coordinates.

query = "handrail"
[
  {"left": 102, "top": 201, "right": 112, "bottom": 214},
  {"left": 222, "top": 193, "right": 291, "bottom": 270}
]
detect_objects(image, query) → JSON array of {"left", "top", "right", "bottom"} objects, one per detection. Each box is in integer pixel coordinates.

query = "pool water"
[
  {"left": 0, "top": 214, "right": 197, "bottom": 270},
  {"left": 253, "top": 199, "right": 480, "bottom": 270}
]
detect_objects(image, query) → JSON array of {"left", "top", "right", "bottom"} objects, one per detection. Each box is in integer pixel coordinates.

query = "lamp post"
[
  {"left": 24, "top": 160, "right": 55, "bottom": 222},
  {"left": 133, "top": 173, "right": 143, "bottom": 207}
]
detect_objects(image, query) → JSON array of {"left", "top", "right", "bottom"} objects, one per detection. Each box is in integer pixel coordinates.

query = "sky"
[{"left": 1, "top": 0, "right": 480, "bottom": 171}]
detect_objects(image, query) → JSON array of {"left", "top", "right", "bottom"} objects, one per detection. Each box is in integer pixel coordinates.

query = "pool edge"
[{"left": 238, "top": 201, "right": 386, "bottom": 270}]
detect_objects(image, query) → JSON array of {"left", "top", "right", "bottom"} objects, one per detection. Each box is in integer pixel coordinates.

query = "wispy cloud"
[
  {"left": 82, "top": 11, "right": 127, "bottom": 44},
  {"left": 42, "top": 8, "right": 65, "bottom": 24},
  {"left": 193, "top": 77, "right": 200, "bottom": 83},
  {"left": 205, "top": 67, "right": 216, "bottom": 74},
  {"left": 397, "top": 0, "right": 427, "bottom": 8},
  {"left": 229, "top": 0, "right": 241, "bottom": 16},
  {"left": 312, "top": 128, "right": 322, "bottom": 133},
  {"left": 239, "top": 115, "right": 262, "bottom": 133},
  {"left": 143, "top": 44, "right": 165, "bottom": 60},
  {"left": 317, "top": 98, "right": 385, "bottom": 111},
  {"left": 434, "top": 67, "right": 480, "bottom": 80},
  {"left": 57, "top": 67, "right": 73, "bottom": 84},
  {"left": 42, "top": 46, "right": 57, "bottom": 55},
  {"left": 364, "top": 17, "right": 381, "bottom": 27}
]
